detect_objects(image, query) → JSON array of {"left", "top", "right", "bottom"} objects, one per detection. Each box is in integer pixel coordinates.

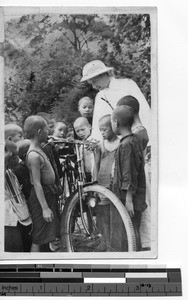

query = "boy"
[
  {"left": 117, "top": 95, "right": 149, "bottom": 151},
  {"left": 24, "top": 115, "right": 60, "bottom": 252},
  {"left": 15, "top": 139, "right": 31, "bottom": 200},
  {"left": 96, "top": 114, "right": 120, "bottom": 188},
  {"left": 5, "top": 123, "right": 23, "bottom": 143},
  {"left": 12, "top": 139, "right": 32, "bottom": 252},
  {"left": 4, "top": 123, "right": 23, "bottom": 168},
  {"left": 73, "top": 97, "right": 94, "bottom": 140},
  {"left": 111, "top": 105, "right": 147, "bottom": 251},
  {"left": 4, "top": 139, "right": 23, "bottom": 252},
  {"left": 78, "top": 97, "right": 94, "bottom": 125},
  {"left": 74, "top": 117, "right": 91, "bottom": 141},
  {"left": 117, "top": 96, "right": 151, "bottom": 250},
  {"left": 53, "top": 122, "right": 68, "bottom": 139},
  {"left": 36, "top": 113, "right": 63, "bottom": 183},
  {"left": 95, "top": 115, "right": 120, "bottom": 251},
  {"left": 73, "top": 117, "right": 96, "bottom": 182}
]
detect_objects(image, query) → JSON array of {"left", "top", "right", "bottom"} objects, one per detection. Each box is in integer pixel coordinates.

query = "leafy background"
[{"left": 4, "top": 13, "right": 151, "bottom": 126}]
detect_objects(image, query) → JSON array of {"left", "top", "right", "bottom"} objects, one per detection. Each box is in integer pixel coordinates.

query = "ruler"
[{"left": 0, "top": 264, "right": 182, "bottom": 296}]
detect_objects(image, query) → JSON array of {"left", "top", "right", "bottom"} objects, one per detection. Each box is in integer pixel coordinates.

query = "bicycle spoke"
[{"left": 61, "top": 184, "right": 136, "bottom": 252}]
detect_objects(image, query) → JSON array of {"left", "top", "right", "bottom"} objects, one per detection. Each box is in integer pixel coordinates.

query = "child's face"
[
  {"left": 99, "top": 122, "right": 114, "bottom": 140},
  {"left": 53, "top": 123, "right": 67, "bottom": 139},
  {"left": 78, "top": 99, "right": 93, "bottom": 119},
  {"left": 47, "top": 119, "right": 55, "bottom": 136},
  {"left": 40, "top": 124, "right": 49, "bottom": 143},
  {"left": 12, "top": 129, "right": 23, "bottom": 143},
  {"left": 74, "top": 123, "right": 91, "bottom": 140}
]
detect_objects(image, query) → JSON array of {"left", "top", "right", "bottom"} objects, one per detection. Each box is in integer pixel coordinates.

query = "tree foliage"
[{"left": 4, "top": 13, "right": 151, "bottom": 125}]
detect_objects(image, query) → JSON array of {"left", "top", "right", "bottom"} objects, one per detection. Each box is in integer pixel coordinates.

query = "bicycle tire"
[{"left": 61, "top": 184, "right": 136, "bottom": 252}]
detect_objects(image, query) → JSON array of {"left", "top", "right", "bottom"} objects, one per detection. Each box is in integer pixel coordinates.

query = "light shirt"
[
  {"left": 5, "top": 172, "right": 19, "bottom": 227},
  {"left": 91, "top": 77, "right": 151, "bottom": 144}
]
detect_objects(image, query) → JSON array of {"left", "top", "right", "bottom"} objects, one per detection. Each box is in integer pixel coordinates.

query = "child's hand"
[
  {"left": 42, "top": 207, "right": 54, "bottom": 222},
  {"left": 85, "top": 140, "right": 99, "bottom": 151},
  {"left": 125, "top": 201, "right": 134, "bottom": 218},
  {"left": 66, "top": 136, "right": 74, "bottom": 142}
]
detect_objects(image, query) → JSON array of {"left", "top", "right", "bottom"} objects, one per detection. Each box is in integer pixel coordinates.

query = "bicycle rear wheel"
[{"left": 61, "top": 184, "right": 136, "bottom": 252}]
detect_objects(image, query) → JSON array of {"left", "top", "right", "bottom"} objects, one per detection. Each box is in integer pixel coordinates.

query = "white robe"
[{"left": 91, "top": 77, "right": 151, "bottom": 144}]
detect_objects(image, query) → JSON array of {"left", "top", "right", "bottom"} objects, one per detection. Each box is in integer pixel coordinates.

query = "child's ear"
[
  {"left": 114, "top": 119, "right": 119, "bottom": 128},
  {"left": 117, "top": 120, "right": 120, "bottom": 128},
  {"left": 38, "top": 129, "right": 42, "bottom": 135}
]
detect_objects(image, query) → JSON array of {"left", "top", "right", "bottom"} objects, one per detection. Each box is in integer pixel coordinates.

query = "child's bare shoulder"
[{"left": 27, "top": 149, "right": 44, "bottom": 165}]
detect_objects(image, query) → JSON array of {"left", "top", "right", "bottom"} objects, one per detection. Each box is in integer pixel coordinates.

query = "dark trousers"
[
  {"left": 5, "top": 225, "right": 23, "bottom": 252},
  {"left": 17, "top": 223, "right": 32, "bottom": 252}
]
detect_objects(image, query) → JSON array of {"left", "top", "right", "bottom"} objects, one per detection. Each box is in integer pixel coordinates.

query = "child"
[
  {"left": 117, "top": 95, "right": 149, "bottom": 151},
  {"left": 53, "top": 122, "right": 68, "bottom": 139},
  {"left": 73, "top": 117, "right": 98, "bottom": 236},
  {"left": 110, "top": 105, "right": 147, "bottom": 251},
  {"left": 36, "top": 113, "right": 63, "bottom": 182},
  {"left": 14, "top": 139, "right": 31, "bottom": 200},
  {"left": 96, "top": 115, "right": 120, "bottom": 182},
  {"left": 4, "top": 139, "right": 23, "bottom": 252},
  {"left": 4, "top": 123, "right": 23, "bottom": 143},
  {"left": 73, "top": 117, "right": 96, "bottom": 182},
  {"left": 95, "top": 115, "right": 120, "bottom": 251},
  {"left": 24, "top": 115, "right": 60, "bottom": 252},
  {"left": 5, "top": 126, "right": 32, "bottom": 252},
  {"left": 12, "top": 139, "right": 32, "bottom": 252},
  {"left": 4, "top": 123, "right": 23, "bottom": 168},
  {"left": 78, "top": 96, "right": 94, "bottom": 125},
  {"left": 117, "top": 95, "right": 151, "bottom": 251},
  {"left": 73, "top": 97, "right": 94, "bottom": 141}
]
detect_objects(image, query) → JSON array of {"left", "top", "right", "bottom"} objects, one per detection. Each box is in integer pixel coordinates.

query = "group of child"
[{"left": 4, "top": 94, "right": 150, "bottom": 252}]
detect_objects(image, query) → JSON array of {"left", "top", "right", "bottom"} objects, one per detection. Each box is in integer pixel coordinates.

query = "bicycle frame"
[
  {"left": 43, "top": 139, "right": 137, "bottom": 252},
  {"left": 52, "top": 139, "right": 97, "bottom": 236}
]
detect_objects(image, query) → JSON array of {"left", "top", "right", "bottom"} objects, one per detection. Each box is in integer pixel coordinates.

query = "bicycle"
[{"left": 52, "top": 138, "right": 137, "bottom": 252}]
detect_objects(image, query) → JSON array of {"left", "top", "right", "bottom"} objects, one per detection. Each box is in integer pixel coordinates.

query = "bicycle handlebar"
[{"left": 44, "top": 136, "right": 99, "bottom": 147}]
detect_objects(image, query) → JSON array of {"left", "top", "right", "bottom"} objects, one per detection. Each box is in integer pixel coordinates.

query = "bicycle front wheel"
[{"left": 61, "top": 184, "right": 136, "bottom": 252}]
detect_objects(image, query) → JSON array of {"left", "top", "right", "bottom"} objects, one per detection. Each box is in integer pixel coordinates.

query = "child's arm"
[
  {"left": 28, "top": 153, "right": 54, "bottom": 222},
  {"left": 120, "top": 143, "right": 136, "bottom": 217},
  {"left": 94, "top": 144, "right": 101, "bottom": 175},
  {"left": 125, "top": 190, "right": 134, "bottom": 217}
]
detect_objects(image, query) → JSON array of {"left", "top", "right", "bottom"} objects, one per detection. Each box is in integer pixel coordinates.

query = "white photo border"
[{"left": 0, "top": 6, "right": 157, "bottom": 260}]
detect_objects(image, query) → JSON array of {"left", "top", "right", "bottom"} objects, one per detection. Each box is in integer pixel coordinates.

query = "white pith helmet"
[{"left": 80, "top": 60, "right": 113, "bottom": 82}]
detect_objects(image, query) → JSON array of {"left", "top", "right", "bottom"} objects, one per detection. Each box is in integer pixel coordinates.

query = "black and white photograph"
[{"left": 1, "top": 6, "right": 157, "bottom": 259}]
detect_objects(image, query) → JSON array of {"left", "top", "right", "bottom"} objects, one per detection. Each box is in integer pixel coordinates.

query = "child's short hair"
[
  {"left": 5, "top": 123, "right": 23, "bottom": 140},
  {"left": 112, "top": 105, "right": 135, "bottom": 128},
  {"left": 117, "top": 95, "right": 140, "bottom": 114},
  {"left": 78, "top": 97, "right": 93, "bottom": 107},
  {"left": 99, "top": 114, "right": 112, "bottom": 126},
  {"left": 73, "top": 117, "right": 90, "bottom": 129},
  {"left": 24, "top": 115, "right": 47, "bottom": 139},
  {"left": 16, "top": 139, "right": 30, "bottom": 161},
  {"left": 54, "top": 121, "right": 68, "bottom": 130}
]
